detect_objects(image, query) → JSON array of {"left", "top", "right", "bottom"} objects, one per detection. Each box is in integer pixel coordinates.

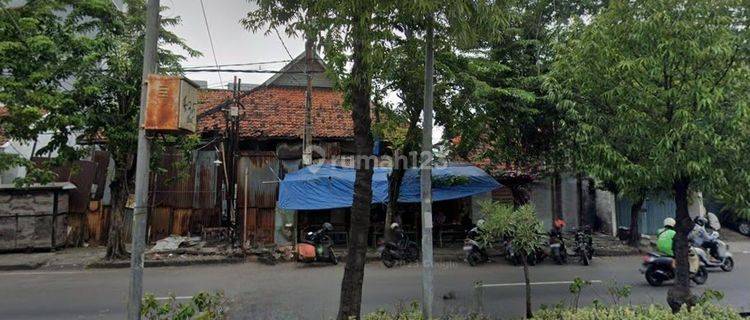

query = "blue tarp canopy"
[{"left": 278, "top": 163, "right": 501, "bottom": 210}]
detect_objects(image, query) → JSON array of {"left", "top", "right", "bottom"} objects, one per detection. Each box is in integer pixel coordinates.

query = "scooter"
[
  {"left": 463, "top": 226, "right": 490, "bottom": 266},
  {"left": 640, "top": 249, "right": 707, "bottom": 287},
  {"left": 548, "top": 230, "right": 567, "bottom": 265},
  {"left": 379, "top": 236, "right": 419, "bottom": 268},
  {"left": 297, "top": 224, "right": 338, "bottom": 265},
  {"left": 693, "top": 232, "right": 734, "bottom": 272}
]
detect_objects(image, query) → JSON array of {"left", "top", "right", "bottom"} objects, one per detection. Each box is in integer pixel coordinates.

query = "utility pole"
[
  {"left": 127, "top": 0, "right": 159, "bottom": 319},
  {"left": 420, "top": 15, "right": 435, "bottom": 319},
  {"left": 302, "top": 34, "right": 314, "bottom": 166}
]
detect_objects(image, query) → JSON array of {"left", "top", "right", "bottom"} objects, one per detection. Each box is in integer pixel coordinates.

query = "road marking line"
[
  {"left": 155, "top": 296, "right": 193, "bottom": 301},
  {"left": 480, "top": 280, "right": 603, "bottom": 288},
  {"left": 742, "top": 251, "right": 750, "bottom": 255},
  {"left": 0, "top": 271, "right": 86, "bottom": 276}
]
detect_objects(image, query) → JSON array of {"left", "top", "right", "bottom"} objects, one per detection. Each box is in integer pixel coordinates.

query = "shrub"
[
  {"left": 534, "top": 303, "right": 743, "bottom": 320},
  {"left": 141, "top": 291, "right": 227, "bottom": 320}
]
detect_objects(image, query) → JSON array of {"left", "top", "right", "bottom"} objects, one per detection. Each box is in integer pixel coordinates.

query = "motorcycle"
[
  {"left": 378, "top": 235, "right": 419, "bottom": 268},
  {"left": 573, "top": 226, "right": 594, "bottom": 266},
  {"left": 297, "top": 224, "right": 338, "bottom": 265},
  {"left": 504, "top": 237, "right": 546, "bottom": 266},
  {"left": 693, "top": 232, "right": 734, "bottom": 272},
  {"left": 464, "top": 227, "right": 490, "bottom": 266},
  {"left": 640, "top": 249, "right": 708, "bottom": 287},
  {"left": 548, "top": 230, "right": 567, "bottom": 265}
]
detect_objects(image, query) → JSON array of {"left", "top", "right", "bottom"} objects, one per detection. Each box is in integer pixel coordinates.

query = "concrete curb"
[
  {"left": 86, "top": 257, "right": 246, "bottom": 269},
  {"left": 0, "top": 262, "right": 45, "bottom": 271}
]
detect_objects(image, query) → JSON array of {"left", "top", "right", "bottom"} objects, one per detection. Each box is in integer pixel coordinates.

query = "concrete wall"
[{"left": 595, "top": 190, "right": 617, "bottom": 236}]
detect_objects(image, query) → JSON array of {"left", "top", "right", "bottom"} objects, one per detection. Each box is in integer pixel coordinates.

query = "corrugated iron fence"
[
  {"left": 236, "top": 152, "right": 279, "bottom": 245},
  {"left": 148, "top": 150, "right": 222, "bottom": 242}
]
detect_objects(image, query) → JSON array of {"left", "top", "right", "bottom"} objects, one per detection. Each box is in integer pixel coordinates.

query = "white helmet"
[
  {"left": 477, "top": 219, "right": 486, "bottom": 228},
  {"left": 390, "top": 223, "right": 399, "bottom": 230},
  {"left": 664, "top": 218, "right": 676, "bottom": 228}
]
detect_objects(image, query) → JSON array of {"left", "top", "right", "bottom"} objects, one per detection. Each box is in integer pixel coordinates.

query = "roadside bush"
[
  {"left": 534, "top": 303, "right": 743, "bottom": 320},
  {"left": 141, "top": 291, "right": 227, "bottom": 320},
  {"left": 362, "top": 301, "right": 742, "bottom": 320}
]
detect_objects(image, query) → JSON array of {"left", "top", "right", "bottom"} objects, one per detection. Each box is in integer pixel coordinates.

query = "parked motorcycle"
[
  {"left": 379, "top": 235, "right": 419, "bottom": 268},
  {"left": 548, "top": 230, "right": 568, "bottom": 265},
  {"left": 693, "top": 232, "right": 734, "bottom": 272},
  {"left": 505, "top": 237, "right": 545, "bottom": 266},
  {"left": 640, "top": 250, "right": 707, "bottom": 286},
  {"left": 573, "top": 226, "right": 594, "bottom": 266},
  {"left": 297, "top": 223, "right": 338, "bottom": 265},
  {"left": 464, "top": 226, "right": 491, "bottom": 266}
]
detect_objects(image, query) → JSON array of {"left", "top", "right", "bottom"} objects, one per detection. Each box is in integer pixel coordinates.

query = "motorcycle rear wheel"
[
  {"left": 467, "top": 252, "right": 480, "bottom": 266},
  {"left": 580, "top": 249, "right": 590, "bottom": 266},
  {"left": 328, "top": 248, "right": 338, "bottom": 265},
  {"left": 382, "top": 251, "right": 396, "bottom": 268},
  {"left": 721, "top": 257, "right": 734, "bottom": 272},
  {"left": 645, "top": 266, "right": 663, "bottom": 286},
  {"left": 692, "top": 266, "right": 708, "bottom": 285}
]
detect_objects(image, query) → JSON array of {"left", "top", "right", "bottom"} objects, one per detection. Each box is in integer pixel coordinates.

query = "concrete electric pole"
[
  {"left": 420, "top": 15, "right": 435, "bottom": 319},
  {"left": 302, "top": 35, "right": 314, "bottom": 166},
  {"left": 127, "top": 0, "right": 159, "bottom": 318}
]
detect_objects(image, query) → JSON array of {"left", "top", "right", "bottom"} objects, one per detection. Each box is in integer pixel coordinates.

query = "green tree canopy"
[{"left": 548, "top": 0, "right": 750, "bottom": 307}]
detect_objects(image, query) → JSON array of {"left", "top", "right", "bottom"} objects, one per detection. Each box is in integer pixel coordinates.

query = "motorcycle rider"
[
  {"left": 390, "top": 222, "right": 407, "bottom": 246},
  {"left": 690, "top": 216, "right": 720, "bottom": 261},
  {"left": 467, "top": 219, "right": 490, "bottom": 260},
  {"left": 309, "top": 222, "right": 334, "bottom": 242},
  {"left": 656, "top": 218, "right": 676, "bottom": 257}
]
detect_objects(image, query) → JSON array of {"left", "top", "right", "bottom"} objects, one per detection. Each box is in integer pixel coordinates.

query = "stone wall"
[{"left": 0, "top": 190, "right": 69, "bottom": 251}]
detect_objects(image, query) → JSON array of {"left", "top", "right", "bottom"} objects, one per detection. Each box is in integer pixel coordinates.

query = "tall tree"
[
  {"left": 0, "top": 0, "right": 199, "bottom": 260},
  {"left": 549, "top": 0, "right": 750, "bottom": 310},
  {"left": 443, "top": 0, "right": 605, "bottom": 207}
]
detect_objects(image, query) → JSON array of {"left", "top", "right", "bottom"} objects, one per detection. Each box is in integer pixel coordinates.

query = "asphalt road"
[{"left": 1, "top": 250, "right": 749, "bottom": 319}]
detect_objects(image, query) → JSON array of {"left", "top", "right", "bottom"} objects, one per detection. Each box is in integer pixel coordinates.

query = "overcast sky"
[
  {"left": 162, "top": 0, "right": 305, "bottom": 89},
  {"left": 161, "top": 0, "right": 443, "bottom": 143}
]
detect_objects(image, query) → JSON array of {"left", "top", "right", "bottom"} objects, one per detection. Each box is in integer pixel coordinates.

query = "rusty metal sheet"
[
  {"left": 31, "top": 157, "right": 70, "bottom": 182},
  {"left": 145, "top": 75, "right": 180, "bottom": 131},
  {"left": 90, "top": 151, "right": 110, "bottom": 200},
  {"left": 151, "top": 153, "right": 196, "bottom": 209},
  {"left": 193, "top": 150, "right": 217, "bottom": 209},
  {"left": 236, "top": 154, "right": 279, "bottom": 209},
  {"left": 68, "top": 160, "right": 98, "bottom": 214}
]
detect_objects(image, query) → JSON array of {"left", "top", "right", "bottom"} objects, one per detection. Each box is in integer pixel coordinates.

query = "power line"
[
  {"left": 273, "top": 27, "right": 304, "bottom": 86},
  {"left": 184, "top": 68, "right": 321, "bottom": 74},
  {"left": 199, "top": 0, "right": 222, "bottom": 84},
  {"left": 182, "top": 60, "right": 291, "bottom": 70}
]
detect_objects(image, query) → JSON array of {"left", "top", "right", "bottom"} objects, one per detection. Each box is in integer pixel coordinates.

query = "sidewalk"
[{"left": 0, "top": 233, "right": 651, "bottom": 271}]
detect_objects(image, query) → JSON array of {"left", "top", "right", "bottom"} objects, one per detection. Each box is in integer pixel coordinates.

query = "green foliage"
[
  {"left": 363, "top": 302, "right": 490, "bottom": 320},
  {"left": 0, "top": 0, "right": 200, "bottom": 186},
  {"left": 534, "top": 303, "right": 743, "bottom": 320},
  {"left": 432, "top": 175, "right": 469, "bottom": 187},
  {"left": 478, "top": 201, "right": 544, "bottom": 255},
  {"left": 548, "top": 0, "right": 750, "bottom": 208},
  {"left": 141, "top": 291, "right": 227, "bottom": 320},
  {"left": 605, "top": 281, "right": 632, "bottom": 305},
  {"left": 569, "top": 277, "right": 592, "bottom": 311},
  {"left": 445, "top": 0, "right": 606, "bottom": 179}
]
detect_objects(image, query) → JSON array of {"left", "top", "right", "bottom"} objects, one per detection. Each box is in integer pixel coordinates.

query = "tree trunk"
[
  {"left": 337, "top": 10, "right": 373, "bottom": 319},
  {"left": 384, "top": 166, "right": 406, "bottom": 242},
  {"left": 628, "top": 198, "right": 644, "bottom": 247},
  {"left": 667, "top": 178, "right": 695, "bottom": 312},
  {"left": 105, "top": 176, "right": 130, "bottom": 260},
  {"left": 383, "top": 26, "right": 422, "bottom": 242},
  {"left": 522, "top": 254, "right": 533, "bottom": 319},
  {"left": 552, "top": 173, "right": 563, "bottom": 220},
  {"left": 510, "top": 183, "right": 531, "bottom": 208}
]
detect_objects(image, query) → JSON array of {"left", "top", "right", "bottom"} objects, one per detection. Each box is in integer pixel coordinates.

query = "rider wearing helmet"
[
  {"left": 390, "top": 222, "right": 406, "bottom": 243},
  {"left": 657, "top": 218, "right": 677, "bottom": 257},
  {"left": 690, "top": 216, "right": 720, "bottom": 260}
]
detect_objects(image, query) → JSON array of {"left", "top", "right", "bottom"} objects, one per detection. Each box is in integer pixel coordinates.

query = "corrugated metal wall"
[
  {"left": 236, "top": 152, "right": 279, "bottom": 245},
  {"left": 616, "top": 194, "right": 676, "bottom": 235}
]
